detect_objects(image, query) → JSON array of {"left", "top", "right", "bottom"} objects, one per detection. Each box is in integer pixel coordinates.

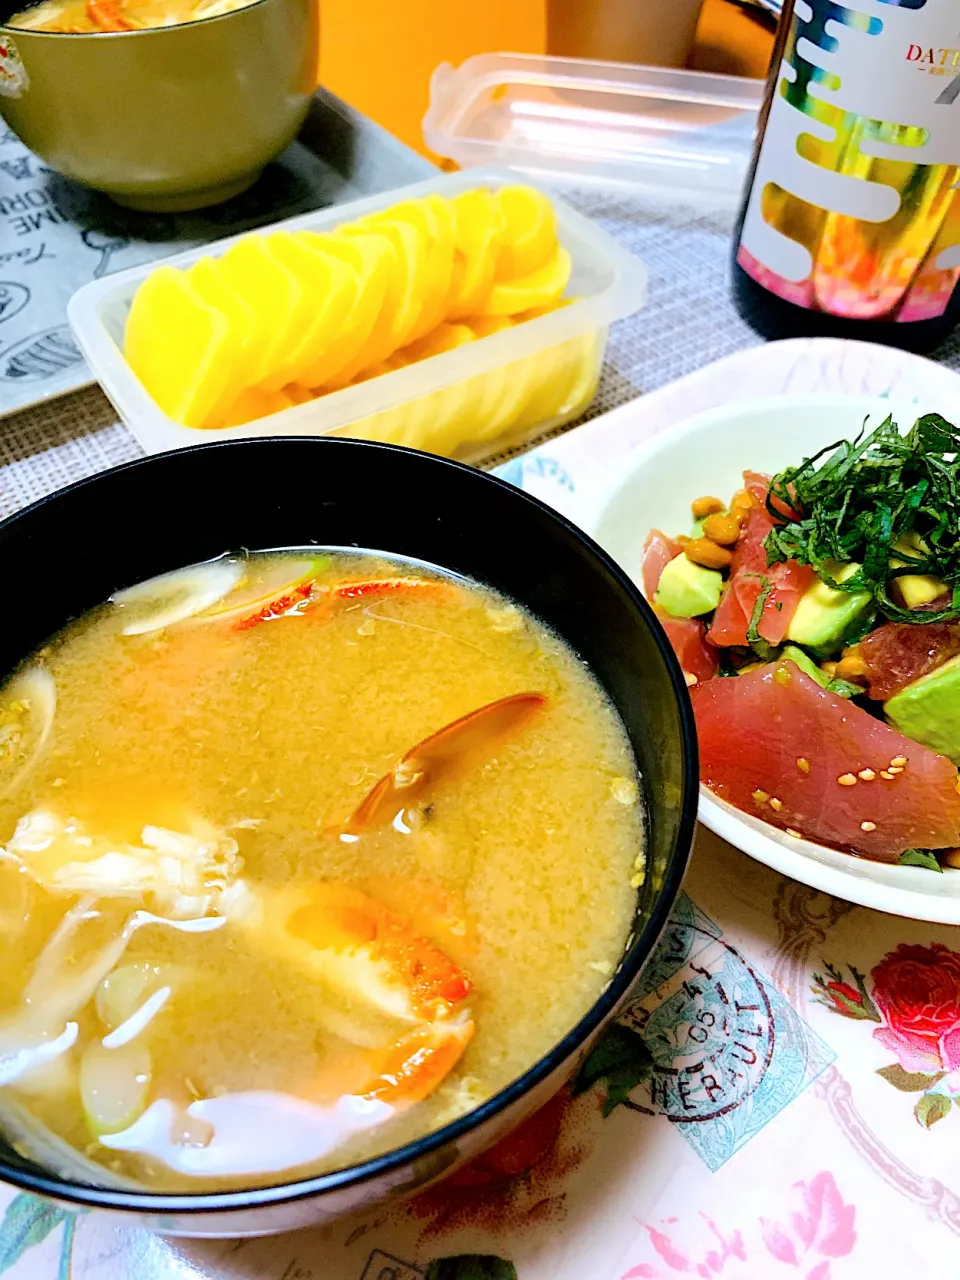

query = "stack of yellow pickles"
[{"left": 124, "top": 185, "right": 601, "bottom": 457}]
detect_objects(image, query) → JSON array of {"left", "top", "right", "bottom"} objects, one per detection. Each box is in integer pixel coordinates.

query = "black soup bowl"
[{"left": 0, "top": 436, "right": 697, "bottom": 1237}]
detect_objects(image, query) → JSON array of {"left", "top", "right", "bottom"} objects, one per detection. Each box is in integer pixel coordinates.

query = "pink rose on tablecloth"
[{"left": 870, "top": 943, "right": 960, "bottom": 1074}]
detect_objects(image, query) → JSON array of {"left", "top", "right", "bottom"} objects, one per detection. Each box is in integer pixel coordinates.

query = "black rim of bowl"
[{"left": 0, "top": 437, "right": 699, "bottom": 1216}]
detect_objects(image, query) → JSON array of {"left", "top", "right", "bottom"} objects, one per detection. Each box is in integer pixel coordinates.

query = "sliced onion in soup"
[
  {"left": 0, "top": 668, "right": 55, "bottom": 799},
  {"left": 0, "top": 1092, "right": 138, "bottom": 1188},
  {"left": 193, "top": 555, "right": 325, "bottom": 624},
  {"left": 111, "top": 559, "right": 244, "bottom": 636},
  {"left": 96, "top": 963, "right": 175, "bottom": 1042},
  {"left": 80, "top": 1040, "right": 152, "bottom": 1137},
  {"left": 96, "top": 962, "right": 157, "bottom": 1031}
]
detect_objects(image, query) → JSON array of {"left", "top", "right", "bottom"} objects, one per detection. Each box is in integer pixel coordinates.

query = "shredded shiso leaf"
[{"left": 765, "top": 413, "right": 960, "bottom": 624}]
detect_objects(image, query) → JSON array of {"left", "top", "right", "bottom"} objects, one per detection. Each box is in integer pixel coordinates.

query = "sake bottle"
[{"left": 732, "top": 0, "right": 960, "bottom": 353}]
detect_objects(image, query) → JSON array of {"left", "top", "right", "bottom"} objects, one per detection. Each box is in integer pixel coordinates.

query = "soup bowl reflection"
[
  {"left": 0, "top": 0, "right": 317, "bottom": 211},
  {"left": 0, "top": 436, "right": 696, "bottom": 1236}
]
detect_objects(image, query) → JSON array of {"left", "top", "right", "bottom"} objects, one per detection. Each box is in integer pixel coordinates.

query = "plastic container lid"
[{"left": 424, "top": 54, "right": 764, "bottom": 199}]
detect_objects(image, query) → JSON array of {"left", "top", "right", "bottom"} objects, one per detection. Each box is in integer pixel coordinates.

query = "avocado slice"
[
  {"left": 890, "top": 533, "right": 947, "bottom": 608},
  {"left": 885, "top": 654, "right": 960, "bottom": 764},
  {"left": 654, "top": 553, "right": 723, "bottom": 619},
  {"left": 785, "top": 561, "right": 873, "bottom": 656},
  {"left": 898, "top": 574, "right": 947, "bottom": 608},
  {"left": 780, "top": 645, "right": 830, "bottom": 688},
  {"left": 780, "top": 645, "right": 858, "bottom": 698}
]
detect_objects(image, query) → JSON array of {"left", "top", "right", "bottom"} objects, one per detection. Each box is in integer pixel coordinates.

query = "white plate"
[{"left": 584, "top": 390, "right": 960, "bottom": 924}]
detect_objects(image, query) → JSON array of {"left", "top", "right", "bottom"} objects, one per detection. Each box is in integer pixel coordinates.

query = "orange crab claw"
[
  {"left": 362, "top": 1018, "right": 475, "bottom": 1108},
  {"left": 332, "top": 577, "right": 454, "bottom": 603},
  {"left": 342, "top": 691, "right": 548, "bottom": 835},
  {"left": 86, "top": 0, "right": 135, "bottom": 28},
  {"left": 285, "top": 883, "right": 472, "bottom": 1023}
]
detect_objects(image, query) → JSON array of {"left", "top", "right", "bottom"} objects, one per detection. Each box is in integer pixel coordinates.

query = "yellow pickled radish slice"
[
  {"left": 80, "top": 1039, "right": 152, "bottom": 1137},
  {"left": 345, "top": 402, "right": 410, "bottom": 446},
  {"left": 368, "top": 195, "right": 456, "bottom": 342},
  {"left": 217, "top": 237, "right": 304, "bottom": 388},
  {"left": 447, "top": 189, "right": 506, "bottom": 320},
  {"left": 399, "top": 321, "right": 477, "bottom": 364},
  {"left": 503, "top": 300, "right": 579, "bottom": 428},
  {"left": 331, "top": 217, "right": 426, "bottom": 383},
  {"left": 348, "top": 349, "right": 410, "bottom": 386},
  {"left": 215, "top": 386, "right": 296, "bottom": 429},
  {"left": 558, "top": 331, "right": 602, "bottom": 416},
  {"left": 464, "top": 315, "right": 514, "bottom": 340},
  {"left": 474, "top": 361, "right": 539, "bottom": 444},
  {"left": 265, "top": 232, "right": 355, "bottom": 390},
  {"left": 296, "top": 231, "right": 393, "bottom": 390},
  {"left": 512, "top": 297, "right": 575, "bottom": 323},
  {"left": 284, "top": 382, "right": 315, "bottom": 404},
  {"left": 419, "top": 194, "right": 457, "bottom": 332},
  {"left": 187, "top": 258, "right": 257, "bottom": 429},
  {"left": 124, "top": 267, "right": 232, "bottom": 428},
  {"left": 504, "top": 300, "right": 595, "bottom": 429},
  {"left": 460, "top": 314, "right": 521, "bottom": 441},
  {"left": 511, "top": 341, "right": 572, "bottom": 431},
  {"left": 393, "top": 323, "right": 479, "bottom": 454},
  {"left": 478, "top": 246, "right": 572, "bottom": 317},
  {"left": 495, "top": 185, "right": 559, "bottom": 280},
  {"left": 468, "top": 328, "right": 545, "bottom": 443}
]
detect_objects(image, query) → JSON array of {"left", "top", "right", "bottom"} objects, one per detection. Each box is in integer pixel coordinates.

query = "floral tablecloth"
[{"left": 3, "top": 338, "right": 960, "bottom": 1279}]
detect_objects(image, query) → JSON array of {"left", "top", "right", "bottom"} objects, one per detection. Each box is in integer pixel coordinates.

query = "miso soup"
[
  {"left": 7, "top": 0, "right": 259, "bottom": 33},
  {"left": 0, "top": 550, "right": 643, "bottom": 1191}
]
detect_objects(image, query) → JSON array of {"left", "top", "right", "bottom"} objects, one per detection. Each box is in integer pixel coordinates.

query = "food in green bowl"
[{"left": 0, "top": 0, "right": 317, "bottom": 211}]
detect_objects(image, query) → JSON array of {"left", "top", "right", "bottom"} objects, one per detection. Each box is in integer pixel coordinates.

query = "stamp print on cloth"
[
  {"left": 576, "top": 895, "right": 834, "bottom": 1170},
  {"left": 814, "top": 942, "right": 960, "bottom": 1129},
  {"left": 359, "top": 1250, "right": 424, "bottom": 1279}
]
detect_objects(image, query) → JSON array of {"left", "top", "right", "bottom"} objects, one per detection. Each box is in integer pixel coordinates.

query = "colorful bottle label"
[{"left": 737, "top": 0, "right": 960, "bottom": 323}]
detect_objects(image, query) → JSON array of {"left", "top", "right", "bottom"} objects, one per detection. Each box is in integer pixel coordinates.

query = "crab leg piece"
[
  {"left": 342, "top": 690, "right": 547, "bottom": 835},
  {"left": 86, "top": 0, "right": 136, "bottom": 28},
  {"left": 233, "top": 880, "right": 476, "bottom": 1108},
  {"left": 283, "top": 882, "right": 471, "bottom": 1022},
  {"left": 332, "top": 577, "right": 454, "bottom": 603},
  {"left": 361, "top": 1017, "right": 474, "bottom": 1107}
]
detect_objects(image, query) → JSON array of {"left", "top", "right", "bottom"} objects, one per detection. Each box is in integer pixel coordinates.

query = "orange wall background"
[{"left": 319, "top": 0, "right": 546, "bottom": 155}]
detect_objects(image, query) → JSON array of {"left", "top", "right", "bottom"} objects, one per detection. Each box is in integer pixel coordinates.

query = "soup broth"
[
  {"left": 0, "top": 551, "right": 642, "bottom": 1191},
  {"left": 7, "top": 0, "right": 258, "bottom": 33}
]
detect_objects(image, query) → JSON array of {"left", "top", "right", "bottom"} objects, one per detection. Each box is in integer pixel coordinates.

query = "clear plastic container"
[
  {"left": 67, "top": 166, "right": 647, "bottom": 462},
  {"left": 423, "top": 55, "right": 763, "bottom": 199}
]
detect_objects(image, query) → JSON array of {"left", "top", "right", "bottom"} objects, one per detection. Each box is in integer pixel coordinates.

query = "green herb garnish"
[
  {"left": 826, "top": 678, "right": 862, "bottom": 699},
  {"left": 746, "top": 577, "right": 773, "bottom": 646},
  {"left": 764, "top": 413, "right": 960, "bottom": 623},
  {"left": 898, "top": 848, "right": 943, "bottom": 873}
]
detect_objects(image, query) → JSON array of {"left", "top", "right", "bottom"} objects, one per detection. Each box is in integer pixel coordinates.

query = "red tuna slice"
[
  {"left": 653, "top": 606, "right": 720, "bottom": 684},
  {"left": 692, "top": 659, "right": 960, "bottom": 860},
  {"left": 861, "top": 621, "right": 960, "bottom": 702},
  {"left": 641, "top": 529, "right": 682, "bottom": 599},
  {"left": 706, "top": 506, "right": 814, "bottom": 647}
]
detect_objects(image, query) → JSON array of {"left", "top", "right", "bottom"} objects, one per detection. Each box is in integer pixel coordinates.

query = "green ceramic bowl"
[{"left": 0, "top": 0, "right": 318, "bottom": 211}]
